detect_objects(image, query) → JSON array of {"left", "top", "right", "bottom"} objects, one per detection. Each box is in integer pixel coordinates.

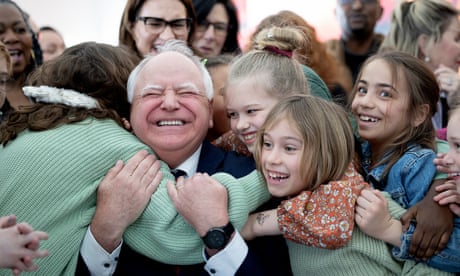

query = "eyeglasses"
[
  {"left": 137, "top": 17, "right": 192, "bottom": 35},
  {"left": 196, "top": 20, "right": 229, "bottom": 36},
  {"left": 338, "top": 0, "right": 378, "bottom": 5}
]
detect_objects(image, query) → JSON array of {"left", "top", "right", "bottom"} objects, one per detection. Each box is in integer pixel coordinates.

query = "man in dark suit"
[{"left": 77, "top": 40, "right": 267, "bottom": 275}]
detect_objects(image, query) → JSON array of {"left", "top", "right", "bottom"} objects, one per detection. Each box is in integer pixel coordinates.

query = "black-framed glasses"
[
  {"left": 338, "top": 0, "right": 378, "bottom": 5},
  {"left": 137, "top": 17, "right": 192, "bottom": 35},
  {"left": 196, "top": 20, "right": 229, "bottom": 36}
]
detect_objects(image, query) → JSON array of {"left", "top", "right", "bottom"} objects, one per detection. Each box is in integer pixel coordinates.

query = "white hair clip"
[
  {"left": 23, "top": 86, "right": 100, "bottom": 109},
  {"left": 267, "top": 31, "right": 274, "bottom": 39}
]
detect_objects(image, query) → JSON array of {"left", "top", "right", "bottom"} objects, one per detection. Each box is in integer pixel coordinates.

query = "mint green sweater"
[
  {"left": 287, "top": 192, "right": 453, "bottom": 276},
  {"left": 0, "top": 118, "right": 270, "bottom": 275}
]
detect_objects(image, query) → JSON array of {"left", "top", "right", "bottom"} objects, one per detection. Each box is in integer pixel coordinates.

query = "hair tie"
[
  {"left": 263, "top": 46, "right": 292, "bottom": 58},
  {"left": 23, "top": 86, "right": 100, "bottom": 109}
]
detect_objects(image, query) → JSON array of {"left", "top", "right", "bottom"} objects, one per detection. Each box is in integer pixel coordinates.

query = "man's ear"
[
  {"left": 413, "top": 103, "right": 430, "bottom": 127},
  {"left": 122, "top": 117, "right": 132, "bottom": 131}
]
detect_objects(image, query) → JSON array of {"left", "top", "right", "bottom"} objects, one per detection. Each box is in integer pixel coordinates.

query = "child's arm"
[
  {"left": 355, "top": 189, "right": 402, "bottom": 247},
  {"left": 241, "top": 209, "right": 280, "bottom": 241},
  {"left": 434, "top": 179, "right": 460, "bottom": 216},
  {"left": 242, "top": 182, "right": 357, "bottom": 250},
  {"left": 243, "top": 163, "right": 368, "bottom": 250}
]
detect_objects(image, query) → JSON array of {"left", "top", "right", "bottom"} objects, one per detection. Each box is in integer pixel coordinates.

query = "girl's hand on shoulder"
[
  {"left": 355, "top": 189, "right": 391, "bottom": 237},
  {"left": 356, "top": 189, "right": 402, "bottom": 246}
]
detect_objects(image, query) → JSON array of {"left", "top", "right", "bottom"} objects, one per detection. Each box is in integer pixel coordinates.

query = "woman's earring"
[{"left": 424, "top": 56, "right": 430, "bottom": 63}]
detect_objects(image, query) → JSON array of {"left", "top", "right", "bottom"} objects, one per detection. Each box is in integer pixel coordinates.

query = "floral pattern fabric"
[
  {"left": 278, "top": 162, "right": 369, "bottom": 249},
  {"left": 213, "top": 130, "right": 252, "bottom": 157}
]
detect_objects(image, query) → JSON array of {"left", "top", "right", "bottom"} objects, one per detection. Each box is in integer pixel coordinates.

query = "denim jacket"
[
  {"left": 361, "top": 142, "right": 435, "bottom": 259},
  {"left": 361, "top": 141, "right": 436, "bottom": 208},
  {"left": 361, "top": 141, "right": 460, "bottom": 272}
]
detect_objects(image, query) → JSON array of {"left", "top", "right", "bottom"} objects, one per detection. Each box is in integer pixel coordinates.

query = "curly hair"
[{"left": 1, "top": 42, "right": 140, "bottom": 145}]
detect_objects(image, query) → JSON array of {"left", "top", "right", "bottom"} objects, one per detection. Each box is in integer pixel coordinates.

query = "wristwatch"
[{"left": 202, "top": 222, "right": 235, "bottom": 250}]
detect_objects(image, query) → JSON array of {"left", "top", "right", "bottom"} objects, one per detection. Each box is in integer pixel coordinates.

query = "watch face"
[{"left": 205, "top": 230, "right": 226, "bottom": 249}]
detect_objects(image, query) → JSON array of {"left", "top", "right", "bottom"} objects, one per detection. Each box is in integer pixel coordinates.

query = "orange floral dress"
[{"left": 277, "top": 162, "right": 369, "bottom": 249}]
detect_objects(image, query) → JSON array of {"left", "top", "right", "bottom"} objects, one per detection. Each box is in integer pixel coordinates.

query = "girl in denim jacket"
[{"left": 353, "top": 51, "right": 460, "bottom": 273}]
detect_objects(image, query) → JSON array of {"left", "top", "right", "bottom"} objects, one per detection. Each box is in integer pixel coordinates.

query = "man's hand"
[
  {"left": 90, "top": 150, "right": 162, "bottom": 252},
  {"left": 167, "top": 173, "right": 229, "bottom": 237}
]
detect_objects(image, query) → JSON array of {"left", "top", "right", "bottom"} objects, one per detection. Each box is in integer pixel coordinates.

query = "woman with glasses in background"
[
  {"left": 118, "top": 0, "right": 196, "bottom": 58},
  {"left": 191, "top": 0, "right": 241, "bottom": 58}
]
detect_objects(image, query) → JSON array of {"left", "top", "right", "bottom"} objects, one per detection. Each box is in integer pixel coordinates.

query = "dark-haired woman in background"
[
  {"left": 118, "top": 0, "right": 196, "bottom": 58},
  {"left": 0, "top": 0, "right": 42, "bottom": 116},
  {"left": 191, "top": 0, "right": 241, "bottom": 57}
]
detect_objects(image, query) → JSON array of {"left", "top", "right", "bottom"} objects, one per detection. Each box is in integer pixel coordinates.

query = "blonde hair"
[
  {"left": 380, "top": 0, "right": 458, "bottom": 59},
  {"left": 254, "top": 94, "right": 354, "bottom": 192},
  {"left": 225, "top": 26, "right": 309, "bottom": 99}
]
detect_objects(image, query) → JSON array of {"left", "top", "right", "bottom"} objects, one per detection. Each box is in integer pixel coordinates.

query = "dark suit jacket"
[{"left": 76, "top": 140, "right": 269, "bottom": 275}]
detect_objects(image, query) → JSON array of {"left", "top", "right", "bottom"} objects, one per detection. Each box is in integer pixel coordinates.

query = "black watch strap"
[{"left": 202, "top": 222, "right": 235, "bottom": 250}]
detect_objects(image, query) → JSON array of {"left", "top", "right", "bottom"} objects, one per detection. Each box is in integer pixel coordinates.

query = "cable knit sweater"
[{"left": 0, "top": 118, "right": 270, "bottom": 275}]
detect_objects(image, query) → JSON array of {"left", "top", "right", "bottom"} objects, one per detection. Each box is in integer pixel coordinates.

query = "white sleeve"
[
  {"left": 80, "top": 227, "right": 122, "bottom": 276},
  {"left": 203, "top": 231, "right": 248, "bottom": 276}
]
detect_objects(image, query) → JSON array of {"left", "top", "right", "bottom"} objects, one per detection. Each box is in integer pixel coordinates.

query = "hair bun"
[{"left": 254, "top": 26, "right": 305, "bottom": 57}]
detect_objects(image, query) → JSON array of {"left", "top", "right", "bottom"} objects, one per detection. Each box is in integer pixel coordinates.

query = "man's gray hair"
[{"left": 127, "top": 40, "right": 214, "bottom": 102}]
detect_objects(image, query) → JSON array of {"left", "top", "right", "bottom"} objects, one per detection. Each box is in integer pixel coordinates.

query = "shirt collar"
[{"left": 172, "top": 144, "right": 202, "bottom": 178}]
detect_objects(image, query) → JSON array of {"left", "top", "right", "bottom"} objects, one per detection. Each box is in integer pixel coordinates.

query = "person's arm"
[
  {"left": 124, "top": 168, "right": 270, "bottom": 264},
  {"left": 355, "top": 189, "right": 402, "bottom": 247},
  {"left": 79, "top": 150, "right": 161, "bottom": 275},
  {"left": 396, "top": 144, "right": 453, "bottom": 260},
  {"left": 89, "top": 151, "right": 161, "bottom": 252},
  {"left": 241, "top": 209, "right": 280, "bottom": 241},
  {"left": 400, "top": 142, "right": 454, "bottom": 259},
  {"left": 167, "top": 173, "right": 248, "bottom": 275},
  {"left": 86, "top": 151, "right": 270, "bottom": 265},
  {"left": 79, "top": 227, "right": 121, "bottom": 276},
  {"left": 203, "top": 231, "right": 249, "bottom": 276}
]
